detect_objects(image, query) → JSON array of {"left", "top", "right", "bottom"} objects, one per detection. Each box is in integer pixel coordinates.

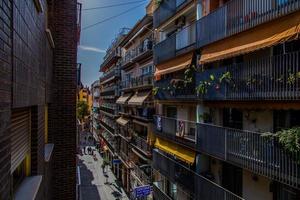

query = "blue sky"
[{"left": 78, "top": 0, "right": 148, "bottom": 88}]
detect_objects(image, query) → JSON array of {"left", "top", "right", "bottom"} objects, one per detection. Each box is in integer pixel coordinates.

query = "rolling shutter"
[{"left": 11, "top": 108, "right": 31, "bottom": 173}]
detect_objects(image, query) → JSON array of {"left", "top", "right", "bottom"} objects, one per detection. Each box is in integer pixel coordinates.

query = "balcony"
[
  {"left": 76, "top": 3, "right": 82, "bottom": 43},
  {"left": 118, "top": 151, "right": 133, "bottom": 167},
  {"left": 99, "top": 120, "right": 116, "bottom": 135},
  {"left": 102, "top": 131, "right": 118, "bottom": 151},
  {"left": 131, "top": 135, "right": 152, "bottom": 155},
  {"left": 152, "top": 150, "right": 243, "bottom": 200},
  {"left": 154, "top": 23, "right": 196, "bottom": 64},
  {"left": 121, "top": 74, "right": 153, "bottom": 91},
  {"left": 153, "top": 0, "right": 192, "bottom": 28},
  {"left": 197, "top": 0, "right": 300, "bottom": 47},
  {"left": 121, "top": 39, "right": 153, "bottom": 69},
  {"left": 196, "top": 51, "right": 300, "bottom": 101},
  {"left": 131, "top": 163, "right": 151, "bottom": 185},
  {"left": 100, "top": 47, "right": 122, "bottom": 71},
  {"left": 196, "top": 123, "right": 300, "bottom": 189},
  {"left": 101, "top": 85, "right": 117, "bottom": 93},
  {"left": 154, "top": 76, "right": 196, "bottom": 101},
  {"left": 100, "top": 69, "right": 120, "bottom": 84},
  {"left": 152, "top": 183, "right": 172, "bottom": 200},
  {"left": 153, "top": 115, "right": 196, "bottom": 149},
  {"left": 119, "top": 128, "right": 131, "bottom": 141}
]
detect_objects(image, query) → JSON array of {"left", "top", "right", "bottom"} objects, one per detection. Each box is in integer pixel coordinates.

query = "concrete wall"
[{"left": 243, "top": 170, "right": 273, "bottom": 200}]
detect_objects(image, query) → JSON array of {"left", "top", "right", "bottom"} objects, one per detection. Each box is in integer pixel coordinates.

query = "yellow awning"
[
  {"left": 154, "top": 138, "right": 195, "bottom": 165},
  {"left": 116, "top": 93, "right": 132, "bottom": 105},
  {"left": 116, "top": 117, "right": 129, "bottom": 126},
  {"left": 128, "top": 91, "right": 151, "bottom": 106},
  {"left": 155, "top": 52, "right": 193, "bottom": 79},
  {"left": 200, "top": 11, "right": 300, "bottom": 64}
]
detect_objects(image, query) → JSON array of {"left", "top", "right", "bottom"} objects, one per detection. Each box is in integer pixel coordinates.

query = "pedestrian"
[{"left": 83, "top": 146, "right": 86, "bottom": 155}]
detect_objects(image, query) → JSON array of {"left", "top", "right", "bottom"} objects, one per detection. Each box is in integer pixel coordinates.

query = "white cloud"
[{"left": 79, "top": 45, "right": 106, "bottom": 53}]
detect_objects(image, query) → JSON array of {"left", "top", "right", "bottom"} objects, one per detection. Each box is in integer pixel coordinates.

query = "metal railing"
[
  {"left": 100, "top": 69, "right": 120, "bottom": 83},
  {"left": 100, "top": 120, "right": 116, "bottom": 135},
  {"left": 152, "top": 150, "right": 244, "bottom": 200},
  {"left": 131, "top": 163, "right": 151, "bottom": 185},
  {"left": 154, "top": 115, "right": 196, "bottom": 142},
  {"left": 154, "top": 76, "right": 196, "bottom": 100},
  {"left": 154, "top": 33, "right": 176, "bottom": 64},
  {"left": 121, "top": 39, "right": 153, "bottom": 67},
  {"left": 197, "top": 0, "right": 300, "bottom": 47},
  {"left": 197, "top": 123, "right": 300, "bottom": 189},
  {"left": 132, "top": 135, "right": 151, "bottom": 153},
  {"left": 176, "top": 23, "right": 196, "bottom": 50},
  {"left": 101, "top": 85, "right": 117, "bottom": 93},
  {"left": 197, "top": 51, "right": 300, "bottom": 101},
  {"left": 122, "top": 74, "right": 153, "bottom": 89}
]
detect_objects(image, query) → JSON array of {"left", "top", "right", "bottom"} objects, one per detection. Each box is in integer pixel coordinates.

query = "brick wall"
[
  {"left": 0, "top": 0, "right": 12, "bottom": 199},
  {"left": 48, "top": 0, "right": 78, "bottom": 199}
]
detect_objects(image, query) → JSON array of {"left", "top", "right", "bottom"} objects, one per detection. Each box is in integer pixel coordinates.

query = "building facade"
[
  {"left": 91, "top": 80, "right": 101, "bottom": 144},
  {"left": 152, "top": 0, "right": 300, "bottom": 200},
  {"left": 0, "top": 0, "right": 81, "bottom": 199}
]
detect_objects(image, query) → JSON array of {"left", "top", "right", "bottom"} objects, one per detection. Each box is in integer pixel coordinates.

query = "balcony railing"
[
  {"left": 119, "top": 151, "right": 132, "bottom": 166},
  {"left": 121, "top": 40, "right": 153, "bottom": 67},
  {"left": 154, "top": 23, "right": 196, "bottom": 64},
  {"left": 152, "top": 150, "right": 244, "bottom": 200},
  {"left": 100, "top": 120, "right": 116, "bottom": 135},
  {"left": 119, "top": 128, "right": 131, "bottom": 140},
  {"left": 122, "top": 74, "right": 153, "bottom": 90},
  {"left": 99, "top": 106, "right": 118, "bottom": 116},
  {"left": 197, "top": 123, "right": 300, "bottom": 189},
  {"left": 153, "top": 183, "right": 172, "bottom": 200},
  {"left": 154, "top": 76, "right": 196, "bottom": 101},
  {"left": 131, "top": 135, "right": 151, "bottom": 154},
  {"left": 197, "top": 0, "right": 300, "bottom": 47},
  {"left": 102, "top": 131, "right": 118, "bottom": 151},
  {"left": 101, "top": 85, "right": 117, "bottom": 93},
  {"left": 100, "top": 69, "right": 120, "bottom": 83},
  {"left": 196, "top": 51, "right": 300, "bottom": 101},
  {"left": 153, "top": 0, "right": 192, "bottom": 28},
  {"left": 131, "top": 163, "right": 151, "bottom": 185},
  {"left": 154, "top": 115, "right": 196, "bottom": 149}
]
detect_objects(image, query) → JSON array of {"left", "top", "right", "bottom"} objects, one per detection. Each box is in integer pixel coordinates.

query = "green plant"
[
  {"left": 76, "top": 101, "right": 89, "bottom": 121},
  {"left": 196, "top": 81, "right": 211, "bottom": 95},
  {"left": 262, "top": 127, "right": 300, "bottom": 154},
  {"left": 184, "top": 65, "right": 196, "bottom": 86},
  {"left": 219, "top": 71, "right": 232, "bottom": 83},
  {"left": 152, "top": 87, "right": 159, "bottom": 95},
  {"left": 155, "top": 0, "right": 163, "bottom": 5}
]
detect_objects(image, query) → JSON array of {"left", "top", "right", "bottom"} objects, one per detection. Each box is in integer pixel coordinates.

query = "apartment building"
[
  {"left": 91, "top": 80, "right": 101, "bottom": 143},
  {"left": 0, "top": 0, "right": 81, "bottom": 199},
  {"left": 152, "top": 0, "right": 300, "bottom": 200},
  {"left": 98, "top": 28, "right": 129, "bottom": 185},
  {"left": 116, "top": 11, "right": 155, "bottom": 196}
]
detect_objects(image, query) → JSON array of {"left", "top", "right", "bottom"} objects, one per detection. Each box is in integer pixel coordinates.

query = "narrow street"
[{"left": 77, "top": 132, "right": 129, "bottom": 200}]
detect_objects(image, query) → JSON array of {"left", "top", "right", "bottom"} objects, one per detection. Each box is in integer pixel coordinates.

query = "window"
[{"left": 141, "top": 65, "right": 153, "bottom": 76}]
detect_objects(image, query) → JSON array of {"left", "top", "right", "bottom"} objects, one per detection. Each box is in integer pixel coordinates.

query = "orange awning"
[
  {"left": 200, "top": 11, "right": 300, "bottom": 64},
  {"left": 155, "top": 52, "right": 193, "bottom": 79}
]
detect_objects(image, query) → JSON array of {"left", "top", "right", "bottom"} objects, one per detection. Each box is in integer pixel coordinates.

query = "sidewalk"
[{"left": 78, "top": 134, "right": 129, "bottom": 200}]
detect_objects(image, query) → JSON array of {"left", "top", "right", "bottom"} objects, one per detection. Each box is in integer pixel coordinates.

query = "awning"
[
  {"left": 154, "top": 138, "right": 195, "bottom": 165},
  {"left": 128, "top": 91, "right": 151, "bottom": 106},
  {"left": 200, "top": 11, "right": 300, "bottom": 64},
  {"left": 154, "top": 52, "right": 193, "bottom": 80},
  {"left": 116, "top": 93, "right": 132, "bottom": 104},
  {"left": 116, "top": 117, "right": 129, "bottom": 126}
]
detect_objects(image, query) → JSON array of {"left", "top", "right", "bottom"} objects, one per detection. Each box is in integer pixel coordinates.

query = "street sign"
[
  {"left": 112, "top": 159, "right": 121, "bottom": 165},
  {"left": 134, "top": 185, "right": 151, "bottom": 198}
]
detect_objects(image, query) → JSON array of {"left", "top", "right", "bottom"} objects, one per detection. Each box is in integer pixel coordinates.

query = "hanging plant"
[
  {"left": 196, "top": 81, "right": 211, "bottom": 95},
  {"left": 219, "top": 71, "right": 232, "bottom": 84},
  {"left": 155, "top": 0, "right": 163, "bottom": 5},
  {"left": 184, "top": 65, "right": 196, "bottom": 86},
  {"left": 262, "top": 127, "right": 300, "bottom": 155}
]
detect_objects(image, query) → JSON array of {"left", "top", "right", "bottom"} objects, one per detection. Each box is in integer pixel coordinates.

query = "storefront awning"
[
  {"left": 116, "top": 93, "right": 132, "bottom": 105},
  {"left": 154, "top": 138, "right": 195, "bottom": 165},
  {"left": 128, "top": 91, "right": 151, "bottom": 106},
  {"left": 199, "top": 11, "right": 300, "bottom": 64},
  {"left": 154, "top": 52, "right": 193, "bottom": 80},
  {"left": 116, "top": 117, "right": 129, "bottom": 126}
]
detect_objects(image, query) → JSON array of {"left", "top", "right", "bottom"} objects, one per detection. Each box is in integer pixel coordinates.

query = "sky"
[{"left": 78, "top": 0, "right": 148, "bottom": 88}]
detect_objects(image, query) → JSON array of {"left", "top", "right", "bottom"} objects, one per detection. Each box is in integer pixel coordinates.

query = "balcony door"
[
  {"left": 222, "top": 162, "right": 243, "bottom": 197},
  {"left": 166, "top": 106, "right": 177, "bottom": 118}
]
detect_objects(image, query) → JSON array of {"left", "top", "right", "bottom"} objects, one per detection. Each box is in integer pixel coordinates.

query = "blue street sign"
[
  {"left": 134, "top": 185, "right": 151, "bottom": 198},
  {"left": 112, "top": 159, "right": 121, "bottom": 165}
]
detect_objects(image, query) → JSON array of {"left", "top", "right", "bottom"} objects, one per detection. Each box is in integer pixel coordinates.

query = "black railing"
[
  {"left": 132, "top": 135, "right": 151, "bottom": 154},
  {"left": 100, "top": 69, "right": 120, "bottom": 83},
  {"left": 99, "top": 106, "right": 117, "bottom": 116},
  {"left": 100, "top": 120, "right": 115, "bottom": 135},
  {"left": 196, "top": 51, "right": 300, "bottom": 101},
  {"left": 154, "top": 76, "right": 196, "bottom": 100},
  {"left": 197, "top": 0, "right": 300, "bottom": 47},
  {"left": 152, "top": 150, "right": 244, "bottom": 200},
  {"left": 197, "top": 123, "right": 300, "bottom": 189},
  {"left": 153, "top": 115, "right": 196, "bottom": 149},
  {"left": 122, "top": 74, "right": 153, "bottom": 90},
  {"left": 100, "top": 48, "right": 122, "bottom": 70},
  {"left": 154, "top": 23, "right": 196, "bottom": 64},
  {"left": 121, "top": 40, "right": 153, "bottom": 67},
  {"left": 131, "top": 163, "right": 151, "bottom": 185},
  {"left": 153, "top": 183, "right": 173, "bottom": 200},
  {"left": 153, "top": 0, "right": 192, "bottom": 28}
]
